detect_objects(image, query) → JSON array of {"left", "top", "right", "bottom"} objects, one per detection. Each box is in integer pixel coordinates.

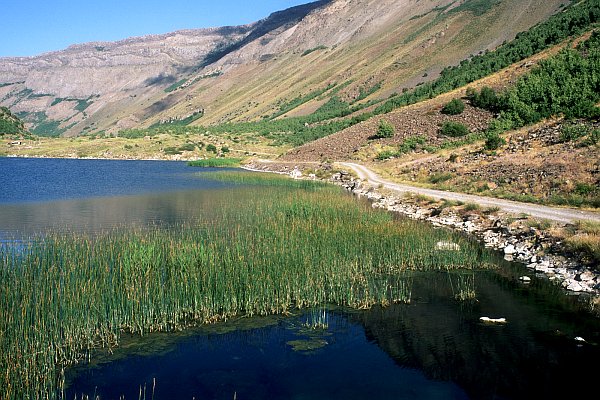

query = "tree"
[
  {"left": 439, "top": 121, "right": 470, "bottom": 137},
  {"left": 441, "top": 99, "right": 465, "bottom": 115},
  {"left": 485, "top": 132, "right": 506, "bottom": 150},
  {"left": 372, "top": 120, "right": 395, "bottom": 139}
]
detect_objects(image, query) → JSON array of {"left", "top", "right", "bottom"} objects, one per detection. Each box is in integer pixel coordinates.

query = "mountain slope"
[{"left": 0, "top": 0, "right": 566, "bottom": 137}]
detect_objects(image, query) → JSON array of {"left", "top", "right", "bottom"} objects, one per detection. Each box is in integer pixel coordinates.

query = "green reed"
[
  {"left": 187, "top": 158, "right": 243, "bottom": 168},
  {"left": 202, "top": 170, "right": 331, "bottom": 189},
  {"left": 0, "top": 181, "right": 495, "bottom": 399}
]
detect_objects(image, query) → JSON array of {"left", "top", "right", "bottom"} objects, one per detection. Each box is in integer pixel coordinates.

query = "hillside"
[
  {"left": 0, "top": 0, "right": 566, "bottom": 137},
  {"left": 0, "top": 107, "right": 26, "bottom": 136}
]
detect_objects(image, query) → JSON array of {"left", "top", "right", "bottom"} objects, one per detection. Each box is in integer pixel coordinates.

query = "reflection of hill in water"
[
  {"left": 0, "top": 187, "right": 258, "bottom": 238},
  {"left": 355, "top": 271, "right": 600, "bottom": 399}
]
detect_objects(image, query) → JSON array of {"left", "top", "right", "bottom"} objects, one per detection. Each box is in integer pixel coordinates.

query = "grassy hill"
[{"left": 0, "top": 107, "right": 26, "bottom": 136}]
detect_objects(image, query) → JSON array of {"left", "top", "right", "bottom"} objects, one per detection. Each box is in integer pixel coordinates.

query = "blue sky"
[{"left": 1, "top": 1, "right": 311, "bottom": 57}]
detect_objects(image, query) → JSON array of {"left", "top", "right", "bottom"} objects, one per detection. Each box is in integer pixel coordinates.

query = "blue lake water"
[{"left": 2, "top": 158, "right": 599, "bottom": 399}]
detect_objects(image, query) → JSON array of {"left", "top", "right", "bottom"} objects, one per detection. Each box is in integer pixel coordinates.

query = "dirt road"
[{"left": 339, "top": 162, "right": 600, "bottom": 224}]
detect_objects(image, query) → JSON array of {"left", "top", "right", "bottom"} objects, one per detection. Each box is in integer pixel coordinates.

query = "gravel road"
[{"left": 339, "top": 162, "right": 600, "bottom": 224}]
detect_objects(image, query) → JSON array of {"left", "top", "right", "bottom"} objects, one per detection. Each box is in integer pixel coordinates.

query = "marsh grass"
[
  {"left": 0, "top": 181, "right": 496, "bottom": 399},
  {"left": 203, "top": 170, "right": 331, "bottom": 189},
  {"left": 188, "top": 158, "right": 243, "bottom": 168}
]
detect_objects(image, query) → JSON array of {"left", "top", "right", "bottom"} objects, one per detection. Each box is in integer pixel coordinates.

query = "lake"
[{"left": 1, "top": 157, "right": 598, "bottom": 400}]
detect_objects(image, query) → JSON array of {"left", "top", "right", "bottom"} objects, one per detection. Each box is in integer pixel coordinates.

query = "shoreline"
[
  {"left": 5, "top": 155, "right": 599, "bottom": 301},
  {"left": 244, "top": 160, "right": 600, "bottom": 303}
]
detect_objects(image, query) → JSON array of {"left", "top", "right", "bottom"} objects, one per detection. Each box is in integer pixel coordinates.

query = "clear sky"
[{"left": 1, "top": 0, "right": 312, "bottom": 57}]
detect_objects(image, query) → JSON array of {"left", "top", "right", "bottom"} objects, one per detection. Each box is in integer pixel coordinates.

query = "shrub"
[
  {"left": 178, "top": 143, "right": 197, "bottom": 152},
  {"left": 372, "top": 120, "right": 395, "bottom": 139},
  {"left": 221, "top": 146, "right": 230, "bottom": 153},
  {"left": 428, "top": 172, "right": 453, "bottom": 184},
  {"left": 439, "top": 121, "right": 470, "bottom": 137},
  {"left": 163, "top": 146, "right": 182, "bottom": 155},
  {"left": 398, "top": 135, "right": 426, "bottom": 153},
  {"left": 485, "top": 132, "right": 506, "bottom": 150},
  {"left": 206, "top": 144, "right": 218, "bottom": 153},
  {"left": 468, "top": 86, "right": 504, "bottom": 112},
  {"left": 375, "top": 150, "right": 398, "bottom": 160},
  {"left": 441, "top": 99, "right": 465, "bottom": 115},
  {"left": 559, "top": 124, "right": 590, "bottom": 143}
]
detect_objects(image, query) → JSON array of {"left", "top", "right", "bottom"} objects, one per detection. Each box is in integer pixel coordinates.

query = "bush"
[
  {"left": 559, "top": 124, "right": 590, "bottom": 143},
  {"left": 371, "top": 120, "right": 395, "bottom": 139},
  {"left": 441, "top": 99, "right": 465, "bottom": 115},
  {"left": 206, "top": 144, "right": 218, "bottom": 153},
  {"left": 163, "top": 146, "right": 182, "bottom": 155},
  {"left": 439, "top": 121, "right": 470, "bottom": 137},
  {"left": 375, "top": 150, "right": 398, "bottom": 160},
  {"left": 428, "top": 172, "right": 453, "bottom": 184},
  {"left": 468, "top": 86, "right": 504, "bottom": 112},
  {"left": 178, "top": 143, "right": 196, "bottom": 152},
  {"left": 221, "top": 146, "right": 230, "bottom": 153},
  {"left": 485, "top": 132, "right": 506, "bottom": 150}
]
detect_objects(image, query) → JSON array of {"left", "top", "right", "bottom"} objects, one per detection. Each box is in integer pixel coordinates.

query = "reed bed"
[
  {"left": 202, "top": 170, "right": 331, "bottom": 189},
  {"left": 0, "top": 180, "right": 496, "bottom": 399},
  {"left": 187, "top": 158, "right": 243, "bottom": 168}
]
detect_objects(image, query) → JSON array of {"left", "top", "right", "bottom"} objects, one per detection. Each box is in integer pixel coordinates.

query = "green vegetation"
[
  {"left": 270, "top": 83, "right": 337, "bottom": 119},
  {"left": 165, "top": 78, "right": 188, "bottom": 93},
  {"left": 376, "top": 135, "right": 427, "bottom": 159},
  {"left": 448, "top": 0, "right": 501, "bottom": 17},
  {"left": 484, "top": 132, "right": 506, "bottom": 150},
  {"left": 371, "top": 120, "right": 395, "bottom": 139},
  {"left": 31, "top": 116, "right": 64, "bottom": 137},
  {"left": 355, "top": 82, "right": 382, "bottom": 103},
  {"left": 467, "top": 86, "right": 502, "bottom": 112},
  {"left": 441, "top": 98, "right": 465, "bottom": 115},
  {"left": 206, "top": 143, "right": 218, "bottom": 153},
  {"left": 0, "top": 181, "right": 495, "bottom": 398},
  {"left": 376, "top": 0, "right": 600, "bottom": 115},
  {"left": 181, "top": 0, "right": 600, "bottom": 150},
  {"left": 558, "top": 123, "right": 599, "bottom": 145},
  {"left": 0, "top": 107, "right": 26, "bottom": 135},
  {"left": 428, "top": 172, "right": 454, "bottom": 184},
  {"left": 188, "top": 158, "right": 243, "bottom": 167},
  {"left": 301, "top": 45, "right": 328, "bottom": 57},
  {"left": 465, "top": 32, "right": 600, "bottom": 143},
  {"left": 439, "top": 121, "right": 470, "bottom": 137}
]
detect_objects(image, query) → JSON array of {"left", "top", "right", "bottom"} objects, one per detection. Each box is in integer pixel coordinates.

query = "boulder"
[{"left": 504, "top": 244, "right": 516, "bottom": 255}]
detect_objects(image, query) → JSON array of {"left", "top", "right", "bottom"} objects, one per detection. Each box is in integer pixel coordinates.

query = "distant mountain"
[{"left": 0, "top": 0, "right": 567, "bottom": 137}]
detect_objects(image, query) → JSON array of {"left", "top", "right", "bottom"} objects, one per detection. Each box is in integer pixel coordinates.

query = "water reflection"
[
  {"left": 65, "top": 311, "right": 469, "bottom": 400},
  {"left": 0, "top": 188, "right": 245, "bottom": 240},
  {"left": 63, "top": 271, "right": 600, "bottom": 400},
  {"left": 356, "top": 271, "right": 600, "bottom": 399}
]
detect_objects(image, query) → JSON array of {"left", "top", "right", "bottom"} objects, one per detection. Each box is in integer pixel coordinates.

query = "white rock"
[
  {"left": 436, "top": 241, "right": 461, "bottom": 251},
  {"left": 579, "top": 271, "right": 595, "bottom": 282},
  {"left": 519, "top": 276, "right": 531, "bottom": 282},
  {"left": 504, "top": 245, "right": 516, "bottom": 255},
  {"left": 480, "top": 317, "right": 507, "bottom": 324},
  {"left": 566, "top": 281, "right": 584, "bottom": 292},
  {"left": 574, "top": 336, "right": 586, "bottom": 343}
]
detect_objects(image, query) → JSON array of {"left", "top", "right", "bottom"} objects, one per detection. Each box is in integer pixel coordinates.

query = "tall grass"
[
  {"left": 0, "top": 183, "right": 496, "bottom": 399},
  {"left": 188, "top": 158, "right": 243, "bottom": 168}
]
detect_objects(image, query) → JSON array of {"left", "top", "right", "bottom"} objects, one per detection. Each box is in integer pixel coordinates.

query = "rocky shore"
[{"left": 245, "top": 161, "right": 600, "bottom": 304}]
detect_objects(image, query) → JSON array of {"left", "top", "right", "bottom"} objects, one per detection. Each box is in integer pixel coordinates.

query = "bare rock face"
[{"left": 1, "top": 27, "right": 250, "bottom": 97}]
